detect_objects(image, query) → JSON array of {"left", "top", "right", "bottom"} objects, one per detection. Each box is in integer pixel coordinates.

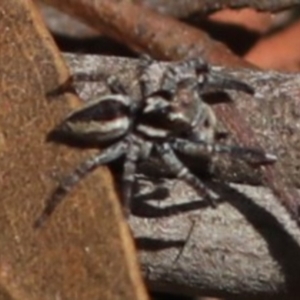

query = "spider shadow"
[
  {"left": 129, "top": 156, "right": 215, "bottom": 219},
  {"left": 218, "top": 183, "right": 300, "bottom": 293},
  {"left": 131, "top": 178, "right": 212, "bottom": 219},
  {"left": 45, "top": 76, "right": 76, "bottom": 99},
  {"left": 129, "top": 175, "right": 205, "bottom": 253},
  {"left": 135, "top": 237, "right": 186, "bottom": 253},
  {"left": 132, "top": 177, "right": 214, "bottom": 253},
  {"left": 202, "top": 91, "right": 233, "bottom": 105},
  {"left": 133, "top": 176, "right": 300, "bottom": 291}
]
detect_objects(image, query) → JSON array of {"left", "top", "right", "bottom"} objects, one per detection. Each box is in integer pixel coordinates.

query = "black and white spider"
[{"left": 34, "top": 57, "right": 276, "bottom": 227}]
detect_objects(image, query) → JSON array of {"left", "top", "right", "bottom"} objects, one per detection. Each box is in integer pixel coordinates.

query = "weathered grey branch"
[
  {"left": 133, "top": 179, "right": 300, "bottom": 300},
  {"left": 64, "top": 54, "right": 300, "bottom": 299}
]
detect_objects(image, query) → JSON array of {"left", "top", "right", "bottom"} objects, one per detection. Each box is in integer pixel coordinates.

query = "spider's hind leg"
[
  {"left": 156, "top": 143, "right": 219, "bottom": 206},
  {"left": 121, "top": 136, "right": 153, "bottom": 217}
]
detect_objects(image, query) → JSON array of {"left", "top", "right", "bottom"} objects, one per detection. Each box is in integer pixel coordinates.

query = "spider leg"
[
  {"left": 34, "top": 141, "right": 127, "bottom": 228},
  {"left": 138, "top": 54, "right": 157, "bottom": 98},
  {"left": 205, "top": 71, "right": 254, "bottom": 95},
  {"left": 106, "top": 76, "right": 141, "bottom": 113},
  {"left": 72, "top": 71, "right": 129, "bottom": 95},
  {"left": 138, "top": 54, "right": 154, "bottom": 69},
  {"left": 160, "top": 58, "right": 207, "bottom": 92},
  {"left": 72, "top": 72, "right": 106, "bottom": 83},
  {"left": 106, "top": 75, "right": 128, "bottom": 95},
  {"left": 156, "top": 143, "right": 219, "bottom": 206},
  {"left": 122, "top": 136, "right": 145, "bottom": 217},
  {"left": 171, "top": 138, "right": 277, "bottom": 165}
]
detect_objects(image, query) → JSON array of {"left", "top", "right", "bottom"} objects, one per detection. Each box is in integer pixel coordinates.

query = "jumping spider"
[{"left": 34, "top": 57, "right": 276, "bottom": 227}]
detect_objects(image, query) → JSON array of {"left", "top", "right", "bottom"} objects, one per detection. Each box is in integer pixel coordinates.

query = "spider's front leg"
[
  {"left": 156, "top": 143, "right": 219, "bottom": 206},
  {"left": 171, "top": 138, "right": 277, "bottom": 165},
  {"left": 34, "top": 141, "right": 127, "bottom": 228},
  {"left": 121, "top": 135, "right": 153, "bottom": 217},
  {"left": 184, "top": 57, "right": 254, "bottom": 95},
  {"left": 204, "top": 70, "right": 254, "bottom": 95},
  {"left": 121, "top": 136, "right": 140, "bottom": 217}
]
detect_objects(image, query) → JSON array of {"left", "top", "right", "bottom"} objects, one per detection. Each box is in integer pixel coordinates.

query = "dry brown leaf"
[
  {"left": 246, "top": 19, "right": 300, "bottom": 71},
  {"left": 209, "top": 8, "right": 273, "bottom": 33},
  {"left": 0, "top": 1, "right": 148, "bottom": 299}
]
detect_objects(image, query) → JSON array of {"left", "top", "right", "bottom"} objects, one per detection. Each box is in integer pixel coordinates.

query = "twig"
[
  {"left": 64, "top": 54, "right": 300, "bottom": 298},
  {"left": 138, "top": 0, "right": 300, "bottom": 17},
  {"left": 42, "top": 0, "right": 252, "bottom": 67}
]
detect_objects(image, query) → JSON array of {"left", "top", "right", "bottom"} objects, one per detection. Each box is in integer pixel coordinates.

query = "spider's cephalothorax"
[
  {"left": 139, "top": 56, "right": 254, "bottom": 143},
  {"left": 34, "top": 58, "right": 276, "bottom": 227},
  {"left": 136, "top": 56, "right": 276, "bottom": 199}
]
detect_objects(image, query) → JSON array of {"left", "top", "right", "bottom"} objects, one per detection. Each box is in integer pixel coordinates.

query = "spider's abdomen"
[{"left": 56, "top": 94, "right": 132, "bottom": 143}]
